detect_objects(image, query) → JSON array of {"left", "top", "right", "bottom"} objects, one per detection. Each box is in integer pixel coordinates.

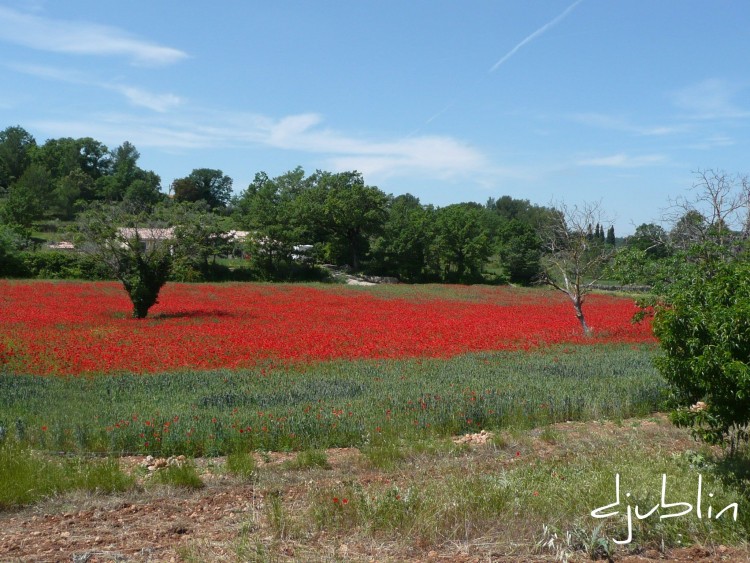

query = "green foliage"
[
  {"left": 0, "top": 224, "right": 27, "bottom": 277},
  {"left": 2, "top": 163, "right": 51, "bottom": 230},
  {"left": 75, "top": 203, "right": 173, "bottom": 318},
  {"left": 653, "top": 257, "right": 750, "bottom": 450},
  {"left": 369, "top": 193, "right": 435, "bottom": 282},
  {"left": 233, "top": 168, "right": 309, "bottom": 277},
  {"left": 496, "top": 219, "right": 542, "bottom": 284},
  {"left": 52, "top": 169, "right": 94, "bottom": 219},
  {"left": 298, "top": 170, "right": 389, "bottom": 270},
  {"left": 15, "top": 251, "right": 111, "bottom": 280},
  {"left": 627, "top": 223, "right": 669, "bottom": 259},
  {"left": 34, "top": 137, "right": 110, "bottom": 185},
  {"left": 161, "top": 201, "right": 233, "bottom": 281},
  {"left": 0, "top": 125, "right": 36, "bottom": 191},
  {"left": 608, "top": 246, "right": 683, "bottom": 289},
  {"left": 432, "top": 203, "right": 492, "bottom": 282},
  {"left": 173, "top": 168, "right": 233, "bottom": 209},
  {"left": 120, "top": 244, "right": 172, "bottom": 319}
]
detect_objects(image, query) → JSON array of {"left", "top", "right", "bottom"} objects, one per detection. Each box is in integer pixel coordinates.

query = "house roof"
[{"left": 117, "top": 227, "right": 175, "bottom": 240}]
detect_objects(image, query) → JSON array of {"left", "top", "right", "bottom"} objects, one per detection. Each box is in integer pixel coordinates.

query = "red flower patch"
[{"left": 0, "top": 281, "right": 654, "bottom": 376}]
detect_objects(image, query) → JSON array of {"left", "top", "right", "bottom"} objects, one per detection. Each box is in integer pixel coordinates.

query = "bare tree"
[
  {"left": 538, "top": 201, "right": 615, "bottom": 336},
  {"left": 666, "top": 169, "right": 750, "bottom": 254}
]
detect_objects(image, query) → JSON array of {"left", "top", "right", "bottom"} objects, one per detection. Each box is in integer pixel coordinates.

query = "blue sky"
[{"left": 1, "top": 1, "right": 749, "bottom": 235}]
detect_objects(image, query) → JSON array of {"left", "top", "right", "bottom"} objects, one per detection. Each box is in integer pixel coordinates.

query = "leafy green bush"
[
  {"left": 16, "top": 251, "right": 111, "bottom": 280},
  {"left": 653, "top": 257, "right": 750, "bottom": 450},
  {"left": 0, "top": 225, "right": 28, "bottom": 277}
]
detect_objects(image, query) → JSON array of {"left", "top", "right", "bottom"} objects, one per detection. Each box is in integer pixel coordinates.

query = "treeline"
[{"left": 0, "top": 125, "right": 620, "bottom": 284}]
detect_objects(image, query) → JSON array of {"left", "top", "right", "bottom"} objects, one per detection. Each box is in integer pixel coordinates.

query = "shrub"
[
  {"left": 653, "top": 257, "right": 750, "bottom": 451},
  {"left": 16, "top": 251, "right": 111, "bottom": 280}
]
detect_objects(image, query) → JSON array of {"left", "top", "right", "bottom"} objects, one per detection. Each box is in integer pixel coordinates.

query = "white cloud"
[
  {"left": 671, "top": 79, "right": 750, "bottom": 120},
  {"left": 115, "top": 86, "right": 183, "bottom": 113},
  {"left": 7, "top": 62, "right": 182, "bottom": 112},
  {"left": 0, "top": 6, "right": 187, "bottom": 66},
  {"left": 30, "top": 110, "right": 488, "bottom": 181},
  {"left": 570, "top": 113, "right": 684, "bottom": 136},
  {"left": 687, "top": 135, "right": 735, "bottom": 151},
  {"left": 257, "top": 113, "right": 485, "bottom": 178},
  {"left": 576, "top": 153, "right": 667, "bottom": 168}
]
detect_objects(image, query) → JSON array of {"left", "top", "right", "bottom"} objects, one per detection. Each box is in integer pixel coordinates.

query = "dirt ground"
[{"left": 1, "top": 416, "right": 749, "bottom": 562}]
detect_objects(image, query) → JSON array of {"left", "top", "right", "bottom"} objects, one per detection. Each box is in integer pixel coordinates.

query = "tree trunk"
[
  {"left": 572, "top": 297, "right": 591, "bottom": 336},
  {"left": 349, "top": 230, "right": 360, "bottom": 271},
  {"left": 351, "top": 246, "right": 359, "bottom": 271}
]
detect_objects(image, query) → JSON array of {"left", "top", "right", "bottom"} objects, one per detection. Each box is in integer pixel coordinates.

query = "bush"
[
  {"left": 653, "top": 257, "right": 750, "bottom": 451},
  {"left": 15, "top": 251, "right": 111, "bottom": 280}
]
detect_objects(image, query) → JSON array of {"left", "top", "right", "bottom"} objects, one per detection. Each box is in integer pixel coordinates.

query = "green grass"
[
  {"left": 226, "top": 449, "right": 257, "bottom": 479},
  {"left": 0, "top": 343, "right": 665, "bottom": 456},
  {"left": 283, "top": 449, "right": 331, "bottom": 470},
  {"left": 0, "top": 441, "right": 133, "bottom": 509},
  {"left": 149, "top": 461, "right": 204, "bottom": 489}
]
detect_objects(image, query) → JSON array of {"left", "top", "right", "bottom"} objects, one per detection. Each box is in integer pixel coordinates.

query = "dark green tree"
[
  {"left": 76, "top": 203, "right": 173, "bottom": 319},
  {"left": 33, "top": 136, "right": 112, "bottom": 214},
  {"left": 123, "top": 172, "right": 164, "bottom": 207},
  {"left": 627, "top": 223, "right": 669, "bottom": 258},
  {"left": 233, "top": 167, "right": 309, "bottom": 275},
  {"left": 173, "top": 168, "right": 233, "bottom": 209},
  {"left": 0, "top": 126, "right": 36, "bottom": 191},
  {"left": 297, "top": 170, "right": 388, "bottom": 270},
  {"left": 34, "top": 137, "right": 110, "bottom": 184},
  {"left": 431, "top": 203, "right": 492, "bottom": 282},
  {"left": 370, "top": 194, "right": 434, "bottom": 281},
  {"left": 605, "top": 225, "right": 616, "bottom": 246},
  {"left": 496, "top": 219, "right": 542, "bottom": 284},
  {"left": 96, "top": 142, "right": 162, "bottom": 205},
  {"left": 0, "top": 223, "right": 26, "bottom": 276},
  {"left": 52, "top": 169, "right": 93, "bottom": 219},
  {"left": 1, "top": 163, "right": 51, "bottom": 231}
]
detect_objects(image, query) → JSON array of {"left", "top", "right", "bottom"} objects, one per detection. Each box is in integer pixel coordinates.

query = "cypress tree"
[{"left": 606, "top": 225, "right": 616, "bottom": 246}]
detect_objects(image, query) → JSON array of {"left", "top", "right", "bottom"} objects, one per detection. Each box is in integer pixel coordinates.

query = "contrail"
[
  {"left": 489, "top": 0, "right": 584, "bottom": 73},
  {"left": 408, "top": 0, "right": 584, "bottom": 136}
]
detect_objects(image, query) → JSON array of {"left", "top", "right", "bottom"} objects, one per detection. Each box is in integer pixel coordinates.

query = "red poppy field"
[{"left": 0, "top": 280, "right": 654, "bottom": 376}]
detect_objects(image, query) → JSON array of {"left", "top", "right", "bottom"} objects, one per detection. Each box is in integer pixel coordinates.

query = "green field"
[{"left": 2, "top": 344, "right": 664, "bottom": 456}]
